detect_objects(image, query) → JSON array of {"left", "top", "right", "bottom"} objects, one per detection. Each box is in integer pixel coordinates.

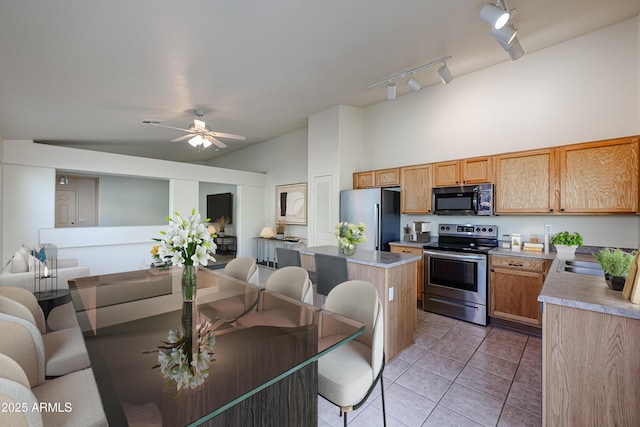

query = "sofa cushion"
[{"left": 1, "top": 246, "right": 31, "bottom": 275}]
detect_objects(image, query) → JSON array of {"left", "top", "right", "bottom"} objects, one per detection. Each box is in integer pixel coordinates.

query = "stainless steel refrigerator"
[{"left": 339, "top": 188, "right": 401, "bottom": 252}]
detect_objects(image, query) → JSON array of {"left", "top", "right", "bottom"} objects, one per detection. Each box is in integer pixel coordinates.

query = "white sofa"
[
  {"left": 0, "top": 258, "right": 89, "bottom": 292},
  {"left": 0, "top": 250, "right": 90, "bottom": 330}
]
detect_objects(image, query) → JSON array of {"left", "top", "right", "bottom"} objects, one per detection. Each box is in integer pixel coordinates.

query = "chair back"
[
  {"left": 0, "top": 317, "right": 45, "bottom": 387},
  {"left": 324, "top": 280, "right": 383, "bottom": 375},
  {"left": 314, "top": 253, "right": 348, "bottom": 296},
  {"left": 0, "top": 287, "right": 46, "bottom": 334},
  {"left": 223, "top": 256, "right": 257, "bottom": 282},
  {"left": 0, "top": 376, "right": 41, "bottom": 427},
  {"left": 275, "top": 247, "right": 302, "bottom": 268},
  {"left": 0, "top": 295, "right": 41, "bottom": 331},
  {"left": 265, "top": 266, "right": 311, "bottom": 303}
]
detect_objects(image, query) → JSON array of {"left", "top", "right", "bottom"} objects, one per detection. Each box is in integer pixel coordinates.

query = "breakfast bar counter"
[
  {"left": 299, "top": 245, "right": 420, "bottom": 361},
  {"left": 537, "top": 253, "right": 640, "bottom": 425}
]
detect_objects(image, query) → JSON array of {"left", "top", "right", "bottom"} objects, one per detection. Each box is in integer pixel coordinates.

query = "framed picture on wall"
[{"left": 276, "top": 183, "right": 307, "bottom": 225}]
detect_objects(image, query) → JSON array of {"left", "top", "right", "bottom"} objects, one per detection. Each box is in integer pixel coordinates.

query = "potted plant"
[
  {"left": 275, "top": 222, "right": 286, "bottom": 240},
  {"left": 594, "top": 248, "right": 635, "bottom": 291},
  {"left": 550, "top": 231, "right": 583, "bottom": 258},
  {"left": 215, "top": 216, "right": 231, "bottom": 237}
]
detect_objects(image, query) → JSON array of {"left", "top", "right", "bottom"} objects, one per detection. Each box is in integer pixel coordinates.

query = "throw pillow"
[
  {"left": 32, "top": 246, "right": 47, "bottom": 263},
  {"left": 6, "top": 245, "right": 30, "bottom": 274}
]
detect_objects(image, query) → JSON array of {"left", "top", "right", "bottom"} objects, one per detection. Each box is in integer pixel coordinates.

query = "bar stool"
[
  {"left": 276, "top": 247, "right": 317, "bottom": 283},
  {"left": 314, "top": 253, "right": 349, "bottom": 306}
]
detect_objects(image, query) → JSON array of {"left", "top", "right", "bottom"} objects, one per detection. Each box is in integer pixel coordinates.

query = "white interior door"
[
  {"left": 312, "top": 175, "right": 333, "bottom": 246},
  {"left": 55, "top": 190, "right": 77, "bottom": 227}
]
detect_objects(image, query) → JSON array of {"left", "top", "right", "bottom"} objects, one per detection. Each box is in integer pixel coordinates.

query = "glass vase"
[
  {"left": 340, "top": 244, "right": 356, "bottom": 256},
  {"left": 182, "top": 265, "right": 198, "bottom": 302}
]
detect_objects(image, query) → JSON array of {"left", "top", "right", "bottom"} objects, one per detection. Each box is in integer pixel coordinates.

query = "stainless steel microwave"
[{"left": 432, "top": 184, "right": 494, "bottom": 216}]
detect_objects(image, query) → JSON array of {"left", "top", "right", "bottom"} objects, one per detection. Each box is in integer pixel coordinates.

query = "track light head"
[
  {"left": 497, "top": 37, "right": 525, "bottom": 60},
  {"left": 58, "top": 176, "right": 69, "bottom": 185},
  {"left": 437, "top": 64, "right": 453, "bottom": 84},
  {"left": 406, "top": 76, "right": 422, "bottom": 93},
  {"left": 480, "top": 3, "right": 510, "bottom": 29},
  {"left": 490, "top": 24, "right": 518, "bottom": 44},
  {"left": 387, "top": 83, "right": 396, "bottom": 100}
]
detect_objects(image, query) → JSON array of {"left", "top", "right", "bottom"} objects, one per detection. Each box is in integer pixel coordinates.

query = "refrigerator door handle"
[{"left": 374, "top": 203, "right": 381, "bottom": 250}]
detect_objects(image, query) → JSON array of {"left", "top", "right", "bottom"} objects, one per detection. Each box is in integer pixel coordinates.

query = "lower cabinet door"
[{"left": 490, "top": 267, "right": 544, "bottom": 326}]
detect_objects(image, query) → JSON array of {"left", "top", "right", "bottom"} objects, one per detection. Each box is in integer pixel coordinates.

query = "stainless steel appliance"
[
  {"left": 411, "top": 221, "right": 431, "bottom": 242},
  {"left": 340, "top": 188, "right": 400, "bottom": 252},
  {"left": 423, "top": 223, "right": 498, "bottom": 325},
  {"left": 432, "top": 183, "right": 494, "bottom": 216}
]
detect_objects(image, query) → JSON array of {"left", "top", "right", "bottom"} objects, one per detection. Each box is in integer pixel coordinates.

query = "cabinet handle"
[
  {"left": 549, "top": 209, "right": 554, "bottom": 212},
  {"left": 561, "top": 208, "right": 565, "bottom": 212},
  {"left": 508, "top": 263, "right": 524, "bottom": 267},
  {"left": 490, "top": 268, "right": 494, "bottom": 272},
  {"left": 402, "top": 250, "right": 410, "bottom": 253}
]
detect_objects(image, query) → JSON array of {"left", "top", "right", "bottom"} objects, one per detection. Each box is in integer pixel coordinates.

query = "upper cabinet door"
[
  {"left": 375, "top": 168, "right": 400, "bottom": 187},
  {"left": 353, "top": 171, "right": 375, "bottom": 189},
  {"left": 495, "top": 149, "right": 557, "bottom": 214},
  {"left": 433, "top": 157, "right": 492, "bottom": 187},
  {"left": 433, "top": 161, "right": 460, "bottom": 186},
  {"left": 462, "top": 157, "right": 492, "bottom": 185},
  {"left": 558, "top": 137, "right": 639, "bottom": 213},
  {"left": 401, "top": 164, "right": 432, "bottom": 214}
]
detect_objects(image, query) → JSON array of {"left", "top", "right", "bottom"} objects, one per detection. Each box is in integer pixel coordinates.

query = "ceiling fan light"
[
  {"left": 188, "top": 135, "right": 203, "bottom": 147},
  {"left": 491, "top": 24, "right": 518, "bottom": 44},
  {"left": 406, "top": 77, "right": 422, "bottom": 93},
  {"left": 202, "top": 138, "right": 212, "bottom": 148},
  {"left": 437, "top": 64, "right": 453, "bottom": 84},
  {"left": 480, "top": 3, "right": 510, "bottom": 29},
  {"left": 193, "top": 119, "right": 206, "bottom": 130}
]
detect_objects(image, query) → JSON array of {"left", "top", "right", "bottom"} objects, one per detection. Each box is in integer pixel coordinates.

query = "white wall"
[
  {"left": 2, "top": 140, "right": 266, "bottom": 274},
  {"left": 207, "top": 128, "right": 309, "bottom": 239},
  {"left": 363, "top": 17, "right": 640, "bottom": 169}
]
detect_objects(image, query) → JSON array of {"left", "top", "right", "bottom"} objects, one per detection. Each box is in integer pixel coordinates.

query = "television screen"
[{"left": 207, "top": 193, "right": 232, "bottom": 224}]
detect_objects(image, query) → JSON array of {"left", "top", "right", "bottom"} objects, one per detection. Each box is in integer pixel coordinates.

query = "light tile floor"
[{"left": 317, "top": 309, "right": 543, "bottom": 427}]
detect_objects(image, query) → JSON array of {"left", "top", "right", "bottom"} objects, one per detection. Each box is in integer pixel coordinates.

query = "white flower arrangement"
[
  {"left": 156, "top": 321, "right": 217, "bottom": 393},
  {"left": 155, "top": 209, "right": 217, "bottom": 267},
  {"left": 334, "top": 222, "right": 367, "bottom": 251}
]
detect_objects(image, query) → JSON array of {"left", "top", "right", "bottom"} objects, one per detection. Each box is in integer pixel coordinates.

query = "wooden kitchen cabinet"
[
  {"left": 494, "top": 149, "right": 558, "bottom": 214},
  {"left": 375, "top": 168, "right": 400, "bottom": 187},
  {"left": 353, "top": 168, "right": 400, "bottom": 189},
  {"left": 489, "top": 254, "right": 551, "bottom": 327},
  {"left": 433, "top": 157, "right": 492, "bottom": 187},
  {"left": 390, "top": 244, "right": 423, "bottom": 302},
  {"left": 353, "top": 171, "right": 375, "bottom": 189},
  {"left": 557, "top": 136, "right": 639, "bottom": 213},
  {"left": 400, "top": 164, "right": 432, "bottom": 214}
]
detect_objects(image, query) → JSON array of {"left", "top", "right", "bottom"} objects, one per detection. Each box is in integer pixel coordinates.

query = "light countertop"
[
  {"left": 538, "top": 253, "right": 640, "bottom": 320},
  {"left": 299, "top": 245, "right": 420, "bottom": 268}
]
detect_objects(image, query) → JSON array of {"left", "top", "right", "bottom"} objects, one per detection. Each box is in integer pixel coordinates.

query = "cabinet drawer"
[
  {"left": 390, "top": 245, "right": 423, "bottom": 256},
  {"left": 491, "top": 256, "right": 545, "bottom": 272}
]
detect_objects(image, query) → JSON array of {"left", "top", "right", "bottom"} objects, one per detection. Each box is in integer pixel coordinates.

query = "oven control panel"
[{"left": 438, "top": 223, "right": 498, "bottom": 238}]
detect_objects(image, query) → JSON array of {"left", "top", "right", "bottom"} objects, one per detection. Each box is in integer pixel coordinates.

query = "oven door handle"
[{"left": 423, "top": 250, "right": 486, "bottom": 262}]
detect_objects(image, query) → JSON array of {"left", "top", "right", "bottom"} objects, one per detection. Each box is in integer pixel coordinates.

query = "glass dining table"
[{"left": 69, "top": 266, "right": 364, "bottom": 426}]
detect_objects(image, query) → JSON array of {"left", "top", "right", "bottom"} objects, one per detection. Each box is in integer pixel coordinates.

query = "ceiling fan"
[{"left": 142, "top": 109, "right": 246, "bottom": 150}]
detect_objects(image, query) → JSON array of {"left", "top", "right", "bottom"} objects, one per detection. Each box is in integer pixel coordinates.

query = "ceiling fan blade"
[
  {"left": 209, "top": 131, "right": 246, "bottom": 141},
  {"left": 170, "top": 134, "right": 194, "bottom": 143},
  {"left": 142, "top": 122, "right": 193, "bottom": 133},
  {"left": 206, "top": 136, "right": 227, "bottom": 148}
]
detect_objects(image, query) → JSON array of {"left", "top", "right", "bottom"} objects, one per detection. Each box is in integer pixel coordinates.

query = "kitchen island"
[
  {"left": 538, "top": 253, "right": 640, "bottom": 426},
  {"left": 299, "top": 245, "right": 420, "bottom": 361}
]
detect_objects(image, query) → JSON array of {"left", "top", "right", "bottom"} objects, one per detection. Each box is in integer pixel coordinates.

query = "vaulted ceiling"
[{"left": 0, "top": 1, "right": 638, "bottom": 163}]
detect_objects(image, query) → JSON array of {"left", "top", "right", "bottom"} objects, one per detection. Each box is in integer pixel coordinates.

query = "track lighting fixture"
[
  {"left": 368, "top": 55, "right": 453, "bottom": 99},
  {"left": 480, "top": 2, "right": 510, "bottom": 30},
  {"left": 497, "top": 37, "right": 525, "bottom": 60},
  {"left": 387, "top": 83, "right": 396, "bottom": 100},
  {"left": 490, "top": 24, "right": 518, "bottom": 44},
  {"left": 406, "top": 75, "right": 422, "bottom": 93},
  {"left": 58, "top": 176, "right": 69, "bottom": 185},
  {"left": 437, "top": 64, "right": 453, "bottom": 85}
]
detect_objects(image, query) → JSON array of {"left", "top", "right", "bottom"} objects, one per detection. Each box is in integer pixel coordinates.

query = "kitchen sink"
[{"left": 557, "top": 259, "right": 604, "bottom": 277}]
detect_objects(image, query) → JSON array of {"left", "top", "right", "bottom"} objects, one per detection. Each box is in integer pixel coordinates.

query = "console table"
[
  {"left": 254, "top": 237, "right": 306, "bottom": 267},
  {"left": 68, "top": 267, "right": 363, "bottom": 426},
  {"left": 214, "top": 235, "right": 236, "bottom": 254}
]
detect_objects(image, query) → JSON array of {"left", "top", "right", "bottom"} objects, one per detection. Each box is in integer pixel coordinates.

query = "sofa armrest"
[{"left": 56, "top": 259, "right": 78, "bottom": 269}]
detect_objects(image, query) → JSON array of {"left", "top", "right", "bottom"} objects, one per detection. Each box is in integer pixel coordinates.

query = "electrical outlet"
[
  {"left": 389, "top": 287, "right": 394, "bottom": 301},
  {"left": 139, "top": 258, "right": 146, "bottom": 265}
]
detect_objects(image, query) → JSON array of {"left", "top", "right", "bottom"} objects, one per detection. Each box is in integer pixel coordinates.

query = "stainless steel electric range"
[{"left": 422, "top": 223, "right": 498, "bottom": 326}]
